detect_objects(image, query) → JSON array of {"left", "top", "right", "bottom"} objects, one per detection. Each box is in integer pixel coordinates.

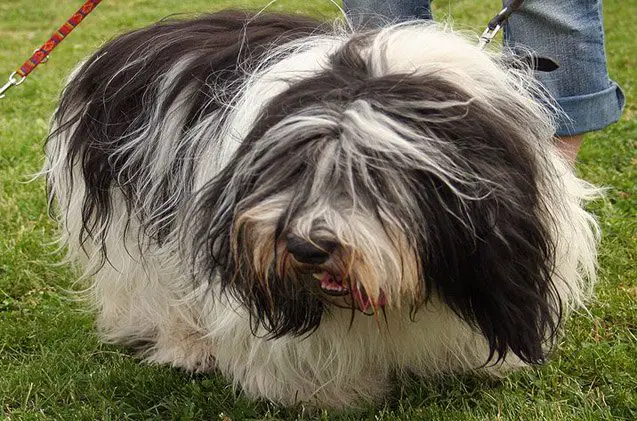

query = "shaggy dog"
[{"left": 45, "top": 10, "right": 599, "bottom": 408}]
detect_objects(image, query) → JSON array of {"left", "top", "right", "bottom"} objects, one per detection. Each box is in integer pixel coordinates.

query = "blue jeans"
[{"left": 342, "top": 0, "right": 625, "bottom": 136}]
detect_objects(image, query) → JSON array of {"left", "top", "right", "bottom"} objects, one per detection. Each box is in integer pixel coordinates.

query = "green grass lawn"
[{"left": 1, "top": 0, "right": 635, "bottom": 419}]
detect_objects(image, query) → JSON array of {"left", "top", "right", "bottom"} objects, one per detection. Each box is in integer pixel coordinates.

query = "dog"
[{"left": 45, "top": 10, "right": 599, "bottom": 408}]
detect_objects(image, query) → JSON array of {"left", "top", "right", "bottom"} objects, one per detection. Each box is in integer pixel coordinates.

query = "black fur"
[{"left": 50, "top": 11, "right": 326, "bottom": 245}]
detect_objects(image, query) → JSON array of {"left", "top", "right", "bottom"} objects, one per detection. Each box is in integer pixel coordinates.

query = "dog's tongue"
[{"left": 352, "top": 285, "right": 387, "bottom": 314}]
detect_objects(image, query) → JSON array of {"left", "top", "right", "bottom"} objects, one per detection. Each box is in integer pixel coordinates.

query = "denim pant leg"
[
  {"left": 342, "top": 0, "right": 432, "bottom": 28},
  {"left": 342, "top": 0, "right": 624, "bottom": 135},
  {"left": 504, "top": 0, "right": 625, "bottom": 136}
]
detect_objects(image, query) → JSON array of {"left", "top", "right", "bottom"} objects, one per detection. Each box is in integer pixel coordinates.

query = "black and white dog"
[{"left": 46, "top": 10, "right": 599, "bottom": 408}]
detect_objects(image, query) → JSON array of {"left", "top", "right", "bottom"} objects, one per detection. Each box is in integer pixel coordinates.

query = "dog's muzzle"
[{"left": 286, "top": 233, "right": 387, "bottom": 313}]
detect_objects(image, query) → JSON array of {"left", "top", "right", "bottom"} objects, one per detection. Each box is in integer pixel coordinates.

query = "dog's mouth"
[
  {"left": 313, "top": 271, "right": 349, "bottom": 296},
  {"left": 311, "top": 271, "right": 386, "bottom": 314},
  {"left": 352, "top": 284, "right": 387, "bottom": 314}
]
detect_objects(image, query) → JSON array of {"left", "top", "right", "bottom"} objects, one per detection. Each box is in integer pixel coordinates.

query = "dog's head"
[{"left": 189, "top": 24, "right": 566, "bottom": 364}]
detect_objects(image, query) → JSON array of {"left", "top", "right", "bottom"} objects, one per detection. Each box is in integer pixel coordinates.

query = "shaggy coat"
[{"left": 46, "top": 11, "right": 599, "bottom": 408}]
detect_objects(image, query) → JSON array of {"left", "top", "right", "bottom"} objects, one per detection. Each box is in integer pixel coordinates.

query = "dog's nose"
[{"left": 286, "top": 234, "right": 337, "bottom": 265}]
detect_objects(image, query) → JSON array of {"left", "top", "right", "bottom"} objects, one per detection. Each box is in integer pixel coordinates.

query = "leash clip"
[
  {"left": 478, "top": 0, "right": 525, "bottom": 50},
  {"left": 0, "top": 72, "right": 25, "bottom": 99},
  {"left": 478, "top": 23, "right": 502, "bottom": 50}
]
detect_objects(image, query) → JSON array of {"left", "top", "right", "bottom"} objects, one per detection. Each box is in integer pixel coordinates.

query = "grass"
[{"left": 0, "top": 0, "right": 635, "bottom": 419}]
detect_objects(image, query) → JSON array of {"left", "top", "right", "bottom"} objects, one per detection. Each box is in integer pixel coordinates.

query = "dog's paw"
[{"left": 144, "top": 335, "right": 217, "bottom": 373}]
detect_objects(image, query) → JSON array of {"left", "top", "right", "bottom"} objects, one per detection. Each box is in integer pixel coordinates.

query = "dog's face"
[{"left": 189, "top": 27, "right": 563, "bottom": 364}]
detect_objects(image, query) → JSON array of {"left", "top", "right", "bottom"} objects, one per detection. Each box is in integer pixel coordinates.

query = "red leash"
[{"left": 0, "top": 0, "right": 102, "bottom": 99}]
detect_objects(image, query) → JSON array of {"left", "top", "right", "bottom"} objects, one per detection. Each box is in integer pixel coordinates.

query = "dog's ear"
[{"left": 418, "top": 180, "right": 560, "bottom": 365}]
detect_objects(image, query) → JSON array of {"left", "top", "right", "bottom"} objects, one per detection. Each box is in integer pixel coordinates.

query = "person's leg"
[
  {"left": 556, "top": 134, "right": 584, "bottom": 163},
  {"left": 342, "top": 0, "right": 432, "bottom": 28},
  {"left": 504, "top": 0, "right": 624, "bottom": 162}
]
